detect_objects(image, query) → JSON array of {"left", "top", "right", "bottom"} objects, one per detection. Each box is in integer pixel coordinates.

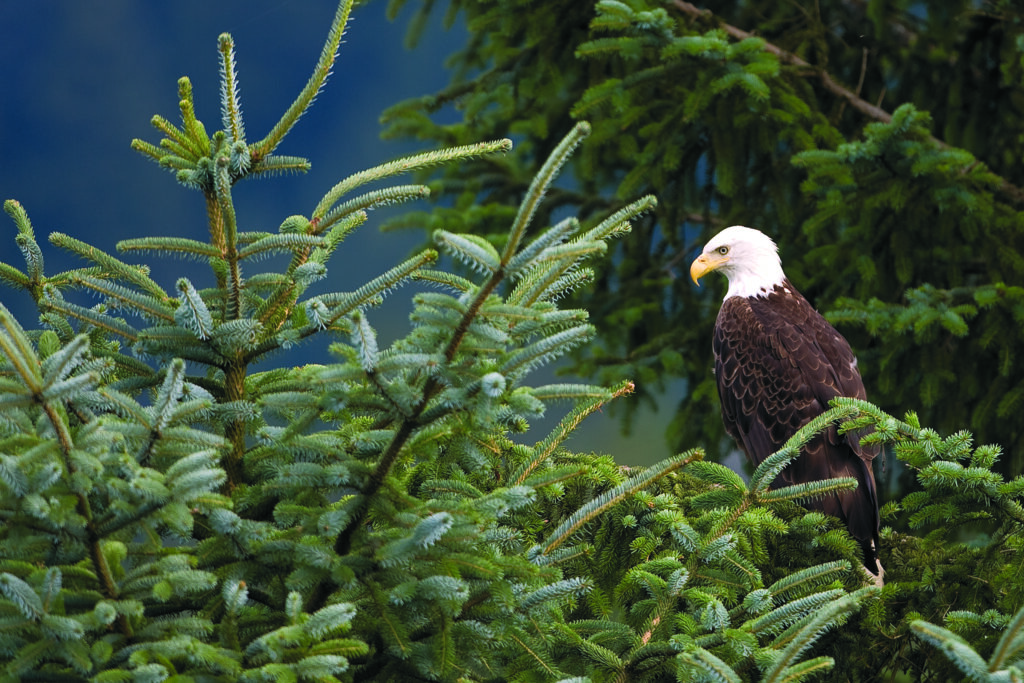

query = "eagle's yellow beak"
[{"left": 690, "top": 253, "right": 727, "bottom": 285}]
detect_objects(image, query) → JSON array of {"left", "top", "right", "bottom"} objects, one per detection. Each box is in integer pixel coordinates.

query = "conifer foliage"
[
  {"left": 1, "top": 2, "right": 1023, "bottom": 681},
  {"left": 380, "top": 0, "right": 1024, "bottom": 475}
]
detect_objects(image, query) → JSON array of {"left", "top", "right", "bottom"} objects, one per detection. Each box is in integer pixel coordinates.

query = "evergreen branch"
[
  {"left": 149, "top": 113, "right": 205, "bottom": 160},
  {"left": 8, "top": 326, "right": 132, "bottom": 638},
  {"left": 767, "top": 561, "right": 851, "bottom": 602},
  {"left": 436, "top": 123, "right": 593, "bottom": 369},
  {"left": 419, "top": 478, "right": 485, "bottom": 499},
  {"left": 505, "top": 217, "right": 579, "bottom": 276},
  {"left": 332, "top": 127, "right": 598, "bottom": 593},
  {"left": 500, "top": 121, "right": 590, "bottom": 266},
  {"left": 0, "top": 573, "right": 44, "bottom": 620},
  {"left": 42, "top": 372, "right": 100, "bottom": 404},
  {"left": 758, "top": 477, "right": 859, "bottom": 504},
  {"left": 49, "top": 232, "right": 167, "bottom": 299},
  {"left": 534, "top": 268, "right": 596, "bottom": 304},
  {"left": 0, "top": 388, "right": 33, "bottom": 409},
  {"left": 411, "top": 269, "right": 475, "bottom": 293},
  {"left": 42, "top": 295, "right": 139, "bottom": 342},
  {"left": 213, "top": 157, "right": 242, "bottom": 320},
  {"left": 537, "top": 450, "right": 700, "bottom": 555},
  {"left": 158, "top": 135, "right": 197, "bottom": 164},
  {"left": 279, "top": 211, "right": 364, "bottom": 284},
  {"left": 0, "top": 304, "right": 43, "bottom": 390},
  {"left": 214, "top": 318, "right": 263, "bottom": 354},
  {"left": 834, "top": 397, "right": 1024, "bottom": 525},
  {"left": 578, "top": 195, "right": 657, "bottom": 243},
  {"left": 177, "top": 77, "right": 211, "bottom": 154},
  {"left": 529, "top": 384, "right": 619, "bottom": 401},
  {"left": 315, "top": 210, "right": 367, "bottom": 261},
  {"left": 519, "top": 576, "right": 590, "bottom": 612},
  {"left": 747, "top": 589, "right": 847, "bottom": 639},
  {"left": 175, "top": 278, "right": 214, "bottom": 340},
  {"left": 524, "top": 240, "right": 606, "bottom": 268},
  {"left": 512, "top": 381, "right": 633, "bottom": 486},
  {"left": 673, "top": 1, "right": 893, "bottom": 126},
  {"left": 909, "top": 620, "right": 991, "bottom": 681},
  {"left": 135, "top": 326, "right": 225, "bottom": 365},
  {"left": 218, "top": 33, "right": 246, "bottom": 143},
  {"left": 247, "top": 154, "right": 311, "bottom": 177},
  {"left": 311, "top": 138, "right": 512, "bottom": 221},
  {"left": 97, "top": 349, "right": 156, "bottom": 384},
  {"left": 508, "top": 631, "right": 560, "bottom": 678},
  {"left": 519, "top": 466, "right": 588, "bottom": 490},
  {"left": 252, "top": 0, "right": 354, "bottom": 158},
  {"left": 677, "top": 646, "right": 743, "bottom": 683},
  {"left": 163, "top": 155, "right": 199, "bottom": 177},
  {"left": 40, "top": 334, "right": 89, "bottom": 387},
  {"left": 0, "top": 260, "right": 29, "bottom": 289},
  {"left": 686, "top": 460, "right": 747, "bottom": 492},
  {"left": 3, "top": 200, "right": 44, "bottom": 288},
  {"left": 578, "top": 639, "right": 625, "bottom": 673},
  {"left": 670, "top": 0, "right": 1024, "bottom": 206},
  {"left": 769, "top": 656, "right": 837, "bottom": 682},
  {"left": 749, "top": 404, "right": 860, "bottom": 494},
  {"left": 770, "top": 589, "right": 878, "bottom": 671},
  {"left": 989, "top": 603, "right": 1024, "bottom": 672},
  {"left": 434, "top": 230, "right": 501, "bottom": 274},
  {"left": 237, "top": 233, "right": 325, "bottom": 261},
  {"left": 573, "top": 66, "right": 668, "bottom": 117},
  {"left": 303, "top": 249, "right": 438, "bottom": 333},
  {"left": 244, "top": 271, "right": 289, "bottom": 288},
  {"left": 4, "top": 198, "right": 36, "bottom": 239},
  {"left": 130, "top": 137, "right": 164, "bottom": 164},
  {"left": 501, "top": 324, "right": 595, "bottom": 377},
  {"left": 70, "top": 275, "right": 175, "bottom": 322},
  {"left": 351, "top": 310, "right": 378, "bottom": 373},
  {"left": 117, "top": 236, "right": 222, "bottom": 260},
  {"left": 251, "top": 283, "right": 303, "bottom": 336},
  {"left": 508, "top": 255, "right": 584, "bottom": 307},
  {"left": 94, "top": 385, "right": 151, "bottom": 423},
  {"left": 318, "top": 184, "right": 431, "bottom": 233}
]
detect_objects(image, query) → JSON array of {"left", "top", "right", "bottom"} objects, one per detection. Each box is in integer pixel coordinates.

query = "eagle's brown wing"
[{"left": 713, "top": 280, "right": 880, "bottom": 573}]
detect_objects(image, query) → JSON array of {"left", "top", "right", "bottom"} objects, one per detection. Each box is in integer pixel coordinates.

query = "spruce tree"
[
  {"left": 0, "top": 1, "right": 1022, "bottom": 681},
  {"left": 381, "top": 0, "right": 1024, "bottom": 475}
]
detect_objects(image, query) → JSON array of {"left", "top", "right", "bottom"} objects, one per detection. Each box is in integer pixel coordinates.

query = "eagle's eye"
[{"left": 716, "top": 246, "right": 729, "bottom": 256}]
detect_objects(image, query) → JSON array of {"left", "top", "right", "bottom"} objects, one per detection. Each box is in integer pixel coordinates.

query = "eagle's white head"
[{"left": 690, "top": 226, "right": 787, "bottom": 299}]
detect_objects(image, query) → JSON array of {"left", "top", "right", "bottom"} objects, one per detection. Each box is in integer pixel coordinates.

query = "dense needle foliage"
[
  {"left": 381, "top": 0, "right": 1024, "bottom": 478},
  {"left": 0, "top": 2, "right": 1021, "bottom": 681}
]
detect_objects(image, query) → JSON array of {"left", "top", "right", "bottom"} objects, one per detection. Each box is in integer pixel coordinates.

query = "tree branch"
[
  {"left": 671, "top": 0, "right": 1024, "bottom": 206},
  {"left": 673, "top": 1, "right": 893, "bottom": 123}
]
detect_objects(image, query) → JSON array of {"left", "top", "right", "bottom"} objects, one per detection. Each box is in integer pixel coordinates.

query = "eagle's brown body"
[{"left": 713, "top": 279, "right": 881, "bottom": 574}]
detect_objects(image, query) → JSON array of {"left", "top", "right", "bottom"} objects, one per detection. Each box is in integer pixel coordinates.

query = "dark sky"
[
  {"left": 0, "top": 1, "right": 676, "bottom": 464},
  {"left": 0, "top": 1, "right": 447, "bottom": 319}
]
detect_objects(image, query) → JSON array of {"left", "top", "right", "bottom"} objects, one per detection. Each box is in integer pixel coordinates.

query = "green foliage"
[
  {"left": 817, "top": 399, "right": 1024, "bottom": 680},
  {"left": 911, "top": 602, "right": 1024, "bottom": 682},
  {"left": 829, "top": 280, "right": 1024, "bottom": 476},
  {"left": 1, "top": 2, "right": 1023, "bottom": 681},
  {"left": 381, "top": 0, "right": 1024, "bottom": 476},
  {"left": 3, "top": 5, "right": 676, "bottom": 678}
]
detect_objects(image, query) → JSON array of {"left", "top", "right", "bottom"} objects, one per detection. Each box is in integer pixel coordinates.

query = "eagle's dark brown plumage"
[{"left": 691, "top": 226, "right": 882, "bottom": 579}]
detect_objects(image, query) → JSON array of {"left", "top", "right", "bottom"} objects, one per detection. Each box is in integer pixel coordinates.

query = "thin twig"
[
  {"left": 837, "top": 46, "right": 870, "bottom": 122},
  {"left": 855, "top": 47, "right": 869, "bottom": 100}
]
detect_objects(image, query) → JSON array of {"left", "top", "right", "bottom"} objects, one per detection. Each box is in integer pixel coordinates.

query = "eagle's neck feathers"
[{"left": 723, "top": 252, "right": 786, "bottom": 300}]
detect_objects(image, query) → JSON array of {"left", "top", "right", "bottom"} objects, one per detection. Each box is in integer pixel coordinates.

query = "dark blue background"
[{"left": 0, "top": 1, "right": 674, "bottom": 463}]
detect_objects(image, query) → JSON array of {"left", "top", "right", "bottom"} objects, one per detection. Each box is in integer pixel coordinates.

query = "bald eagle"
[{"left": 690, "top": 226, "right": 882, "bottom": 580}]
